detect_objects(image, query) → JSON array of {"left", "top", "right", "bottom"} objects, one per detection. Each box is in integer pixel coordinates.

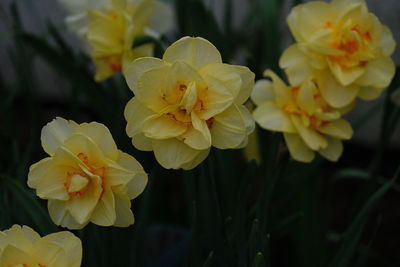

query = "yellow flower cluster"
[
  {"left": 0, "top": 225, "right": 82, "bottom": 267},
  {"left": 252, "top": 0, "right": 395, "bottom": 162},
  {"left": 123, "top": 37, "right": 255, "bottom": 169},
  {"left": 58, "top": 0, "right": 173, "bottom": 81},
  {"left": 28, "top": 118, "right": 148, "bottom": 229}
]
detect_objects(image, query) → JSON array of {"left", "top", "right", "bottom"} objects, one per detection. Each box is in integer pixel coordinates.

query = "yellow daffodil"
[
  {"left": 251, "top": 70, "right": 353, "bottom": 163},
  {"left": 124, "top": 37, "right": 255, "bottom": 170},
  {"left": 0, "top": 225, "right": 82, "bottom": 267},
  {"left": 58, "top": 0, "right": 173, "bottom": 81},
  {"left": 281, "top": 0, "right": 396, "bottom": 108},
  {"left": 28, "top": 117, "right": 148, "bottom": 229}
]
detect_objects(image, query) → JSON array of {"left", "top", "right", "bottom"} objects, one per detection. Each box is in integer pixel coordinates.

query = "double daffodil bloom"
[
  {"left": 124, "top": 37, "right": 255, "bottom": 170},
  {"left": 28, "top": 118, "right": 148, "bottom": 229},
  {"left": 252, "top": 70, "right": 353, "bottom": 163},
  {"left": 0, "top": 225, "right": 82, "bottom": 267},
  {"left": 58, "top": 0, "right": 173, "bottom": 81},
  {"left": 281, "top": 0, "right": 396, "bottom": 108}
]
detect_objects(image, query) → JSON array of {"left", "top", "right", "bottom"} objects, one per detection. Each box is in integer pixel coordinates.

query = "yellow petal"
[
  {"left": 1, "top": 225, "right": 36, "bottom": 252},
  {"left": 180, "top": 81, "right": 198, "bottom": 113},
  {"left": 0, "top": 245, "right": 38, "bottom": 267},
  {"left": 318, "top": 71, "right": 359, "bottom": 108},
  {"left": 123, "top": 57, "right": 166, "bottom": 96},
  {"left": 142, "top": 114, "right": 188, "bottom": 139},
  {"left": 291, "top": 116, "right": 327, "bottom": 150},
  {"left": 90, "top": 185, "right": 116, "bottom": 226},
  {"left": 167, "top": 61, "right": 207, "bottom": 96},
  {"left": 48, "top": 200, "right": 87, "bottom": 230},
  {"left": 358, "top": 86, "right": 382, "bottom": 101},
  {"left": 41, "top": 117, "right": 78, "bottom": 156},
  {"left": 32, "top": 239, "right": 69, "bottom": 267},
  {"left": 283, "top": 133, "right": 315, "bottom": 163},
  {"left": 356, "top": 57, "right": 396, "bottom": 88},
  {"left": 198, "top": 74, "right": 234, "bottom": 120},
  {"left": 251, "top": 79, "right": 275, "bottom": 106},
  {"left": 113, "top": 194, "right": 135, "bottom": 227},
  {"left": 180, "top": 148, "right": 211, "bottom": 170},
  {"left": 380, "top": 26, "right": 396, "bottom": 56},
  {"left": 75, "top": 122, "right": 119, "bottom": 160},
  {"left": 328, "top": 60, "right": 365, "bottom": 86},
  {"left": 131, "top": 133, "right": 153, "bottom": 151},
  {"left": 318, "top": 119, "right": 353, "bottom": 140},
  {"left": 318, "top": 137, "right": 343, "bottom": 162},
  {"left": 279, "top": 45, "right": 311, "bottom": 85},
  {"left": 253, "top": 101, "right": 296, "bottom": 133},
  {"left": 263, "top": 70, "right": 292, "bottom": 107},
  {"left": 297, "top": 80, "right": 318, "bottom": 114},
  {"left": 152, "top": 138, "right": 201, "bottom": 169},
  {"left": 210, "top": 104, "right": 248, "bottom": 149},
  {"left": 66, "top": 175, "right": 103, "bottom": 225},
  {"left": 182, "top": 113, "right": 212, "bottom": 150},
  {"left": 43, "top": 231, "right": 82, "bottom": 267},
  {"left": 163, "top": 36, "right": 222, "bottom": 69},
  {"left": 124, "top": 97, "right": 155, "bottom": 138},
  {"left": 122, "top": 43, "right": 154, "bottom": 70},
  {"left": 63, "top": 134, "right": 106, "bottom": 168}
]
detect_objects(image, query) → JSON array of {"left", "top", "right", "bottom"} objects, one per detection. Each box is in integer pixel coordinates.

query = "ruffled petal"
[{"left": 283, "top": 132, "right": 315, "bottom": 163}]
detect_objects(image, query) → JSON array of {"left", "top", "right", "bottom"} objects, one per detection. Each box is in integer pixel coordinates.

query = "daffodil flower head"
[
  {"left": 58, "top": 0, "right": 173, "bottom": 82},
  {"left": 124, "top": 37, "right": 255, "bottom": 170},
  {"left": 28, "top": 118, "right": 148, "bottom": 229},
  {"left": 281, "top": 0, "right": 396, "bottom": 108},
  {"left": 0, "top": 225, "right": 82, "bottom": 267},
  {"left": 251, "top": 70, "right": 354, "bottom": 163}
]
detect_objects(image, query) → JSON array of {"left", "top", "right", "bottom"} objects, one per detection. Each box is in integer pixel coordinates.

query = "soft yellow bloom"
[
  {"left": 58, "top": 0, "right": 173, "bottom": 81},
  {"left": 281, "top": 0, "right": 396, "bottom": 108},
  {"left": 0, "top": 225, "right": 82, "bottom": 267},
  {"left": 252, "top": 70, "right": 354, "bottom": 163},
  {"left": 124, "top": 37, "right": 255, "bottom": 170},
  {"left": 28, "top": 118, "right": 148, "bottom": 229}
]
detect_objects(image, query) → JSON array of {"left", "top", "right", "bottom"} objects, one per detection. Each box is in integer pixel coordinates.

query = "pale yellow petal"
[
  {"left": 75, "top": 122, "right": 119, "bottom": 160},
  {"left": 380, "top": 26, "right": 396, "bottom": 56},
  {"left": 152, "top": 138, "right": 200, "bottom": 169},
  {"left": 291, "top": 116, "right": 327, "bottom": 150},
  {"left": 90, "top": 185, "right": 116, "bottom": 226},
  {"left": 142, "top": 115, "right": 188, "bottom": 139},
  {"left": 124, "top": 97, "right": 155, "bottom": 138},
  {"left": 356, "top": 57, "right": 396, "bottom": 88},
  {"left": 131, "top": 133, "right": 153, "bottom": 151},
  {"left": 251, "top": 79, "right": 275, "bottom": 106},
  {"left": 358, "top": 86, "right": 382, "bottom": 101},
  {"left": 41, "top": 117, "right": 78, "bottom": 156},
  {"left": 279, "top": 45, "right": 311, "bottom": 85},
  {"left": 328, "top": 60, "right": 365, "bottom": 86},
  {"left": 122, "top": 44, "right": 154, "bottom": 71},
  {"left": 283, "top": 133, "right": 315, "bottom": 163},
  {"left": 182, "top": 113, "right": 212, "bottom": 150},
  {"left": 253, "top": 101, "right": 296, "bottom": 133},
  {"left": 123, "top": 57, "right": 166, "bottom": 96},
  {"left": 318, "top": 71, "right": 359, "bottom": 108},
  {"left": 198, "top": 74, "right": 234, "bottom": 120},
  {"left": 66, "top": 175, "right": 103, "bottom": 225},
  {"left": 210, "top": 104, "right": 248, "bottom": 149},
  {"left": 318, "top": 119, "right": 353, "bottom": 140},
  {"left": 0, "top": 245, "right": 38, "bottom": 267},
  {"left": 163, "top": 36, "right": 222, "bottom": 69},
  {"left": 263, "top": 70, "right": 292, "bottom": 107},
  {"left": 48, "top": 200, "right": 87, "bottom": 230},
  {"left": 318, "top": 137, "right": 343, "bottom": 162},
  {"left": 32, "top": 239, "right": 69, "bottom": 267},
  {"left": 43, "top": 231, "right": 82, "bottom": 267},
  {"left": 180, "top": 148, "right": 210, "bottom": 170},
  {"left": 113, "top": 194, "right": 135, "bottom": 227}
]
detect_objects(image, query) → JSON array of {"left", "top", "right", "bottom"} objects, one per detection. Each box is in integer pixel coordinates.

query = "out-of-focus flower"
[
  {"left": 0, "top": 225, "right": 82, "bottom": 267},
  {"left": 28, "top": 118, "right": 148, "bottom": 229},
  {"left": 251, "top": 70, "right": 353, "bottom": 163},
  {"left": 124, "top": 37, "right": 255, "bottom": 170},
  {"left": 281, "top": 0, "right": 396, "bottom": 108},
  {"left": 57, "top": 0, "right": 173, "bottom": 81}
]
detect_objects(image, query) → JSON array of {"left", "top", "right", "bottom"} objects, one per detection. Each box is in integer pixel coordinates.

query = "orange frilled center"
[
  {"left": 161, "top": 82, "right": 214, "bottom": 128},
  {"left": 64, "top": 153, "right": 105, "bottom": 198},
  {"left": 282, "top": 86, "right": 330, "bottom": 129},
  {"left": 325, "top": 21, "right": 373, "bottom": 68}
]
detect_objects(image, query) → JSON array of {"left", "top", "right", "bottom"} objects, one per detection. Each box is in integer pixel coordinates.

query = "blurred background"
[{"left": 1, "top": 0, "right": 400, "bottom": 266}]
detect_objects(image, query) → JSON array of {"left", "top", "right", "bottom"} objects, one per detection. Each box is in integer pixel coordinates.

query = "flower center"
[{"left": 282, "top": 86, "right": 330, "bottom": 129}]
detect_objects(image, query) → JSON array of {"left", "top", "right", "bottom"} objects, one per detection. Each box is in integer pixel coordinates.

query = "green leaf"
[
  {"left": 252, "top": 252, "right": 266, "bottom": 267},
  {"left": 1, "top": 176, "right": 58, "bottom": 234},
  {"left": 327, "top": 169, "right": 399, "bottom": 267}
]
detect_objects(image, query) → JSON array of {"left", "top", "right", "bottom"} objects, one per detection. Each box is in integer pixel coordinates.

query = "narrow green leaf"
[
  {"left": 252, "top": 252, "right": 266, "bottom": 267},
  {"left": 328, "top": 169, "right": 399, "bottom": 267}
]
